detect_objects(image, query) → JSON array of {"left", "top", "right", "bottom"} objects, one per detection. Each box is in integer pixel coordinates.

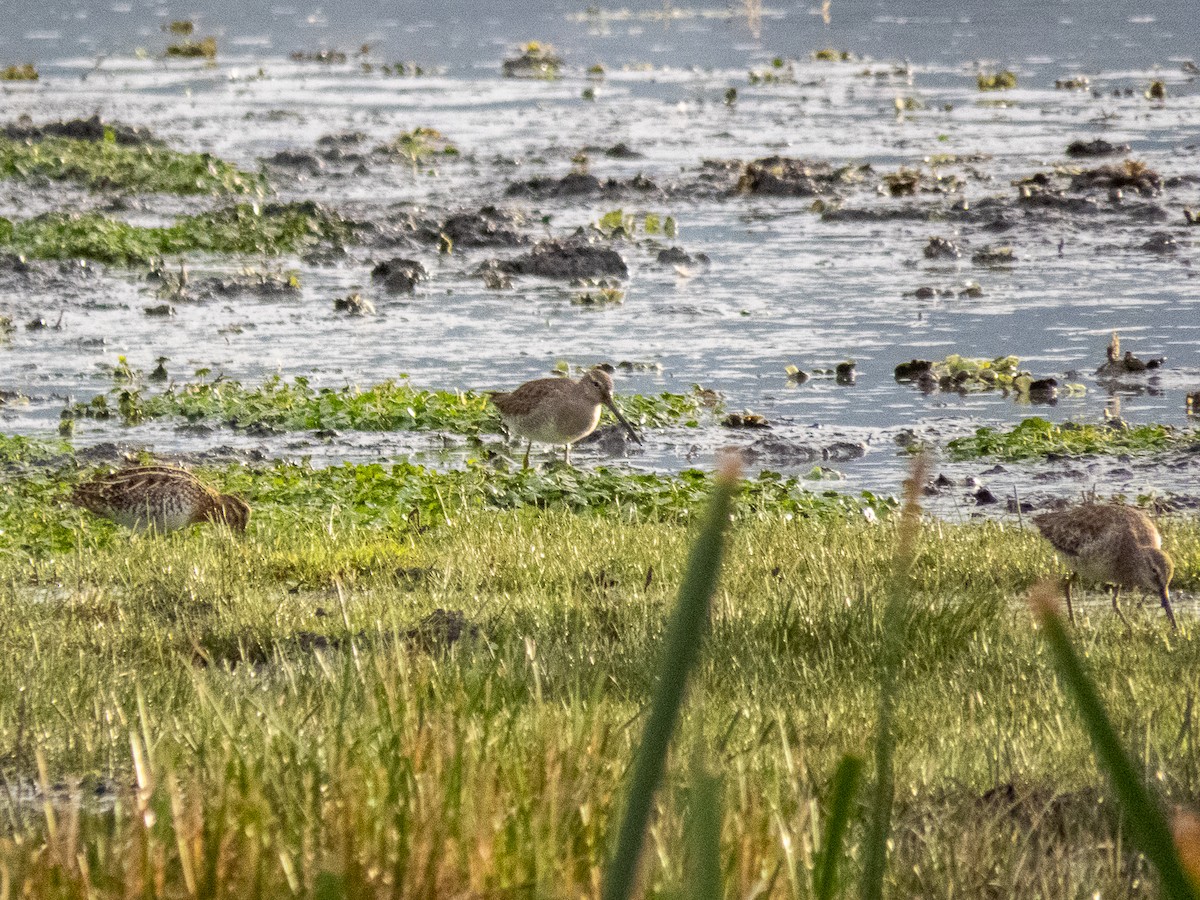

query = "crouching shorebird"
[
  {"left": 1033, "top": 503, "right": 1176, "bottom": 629},
  {"left": 71, "top": 465, "right": 251, "bottom": 533},
  {"left": 489, "top": 367, "right": 642, "bottom": 468}
]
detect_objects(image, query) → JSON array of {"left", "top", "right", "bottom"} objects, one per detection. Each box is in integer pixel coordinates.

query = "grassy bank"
[{"left": 0, "top": 450, "right": 1198, "bottom": 897}]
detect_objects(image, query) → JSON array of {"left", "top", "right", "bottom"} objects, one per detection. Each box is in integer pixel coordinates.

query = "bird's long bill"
[{"left": 604, "top": 398, "right": 643, "bottom": 444}]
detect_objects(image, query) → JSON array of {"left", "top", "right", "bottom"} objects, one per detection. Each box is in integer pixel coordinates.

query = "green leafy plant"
[
  {"left": 0, "top": 135, "right": 265, "bottom": 194},
  {"left": 948, "top": 417, "right": 1187, "bottom": 461}
]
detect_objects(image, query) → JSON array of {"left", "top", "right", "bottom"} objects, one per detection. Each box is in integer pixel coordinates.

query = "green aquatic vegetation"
[
  {"left": 502, "top": 41, "right": 563, "bottom": 79},
  {"left": 977, "top": 70, "right": 1018, "bottom": 91},
  {"left": 0, "top": 134, "right": 265, "bottom": 195},
  {"left": 748, "top": 58, "right": 795, "bottom": 85},
  {"left": 63, "top": 374, "right": 710, "bottom": 435},
  {"left": 164, "top": 36, "right": 217, "bottom": 59},
  {"left": 594, "top": 209, "right": 678, "bottom": 238},
  {"left": 812, "top": 48, "right": 853, "bottom": 62},
  {"left": 947, "top": 416, "right": 1189, "bottom": 461},
  {"left": 573, "top": 285, "right": 625, "bottom": 306},
  {"left": 379, "top": 127, "right": 459, "bottom": 166},
  {"left": 0, "top": 450, "right": 892, "bottom": 558},
  {"left": 0, "top": 433, "right": 70, "bottom": 464},
  {"left": 925, "top": 354, "right": 1025, "bottom": 391},
  {"left": 0, "top": 202, "right": 357, "bottom": 265},
  {"left": 0, "top": 64, "right": 39, "bottom": 81}
]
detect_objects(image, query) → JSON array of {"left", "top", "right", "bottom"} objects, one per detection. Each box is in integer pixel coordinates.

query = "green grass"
[
  {"left": 63, "top": 374, "right": 715, "bottom": 436},
  {"left": 3, "top": 439, "right": 1200, "bottom": 896},
  {"left": 0, "top": 134, "right": 265, "bottom": 195},
  {"left": 948, "top": 416, "right": 1191, "bottom": 461},
  {"left": 0, "top": 202, "right": 356, "bottom": 265}
]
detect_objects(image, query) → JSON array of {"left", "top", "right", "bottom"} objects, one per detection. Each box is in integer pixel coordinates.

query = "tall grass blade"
[
  {"left": 1030, "top": 582, "right": 1198, "bottom": 900},
  {"left": 860, "top": 453, "right": 928, "bottom": 900},
  {"left": 813, "top": 754, "right": 864, "bottom": 900},
  {"left": 683, "top": 754, "right": 724, "bottom": 900},
  {"left": 601, "top": 457, "right": 740, "bottom": 900}
]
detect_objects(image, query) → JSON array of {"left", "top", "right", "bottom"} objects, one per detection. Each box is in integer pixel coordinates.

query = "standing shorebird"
[
  {"left": 488, "top": 367, "right": 642, "bottom": 468},
  {"left": 1033, "top": 503, "right": 1176, "bottom": 629},
  {"left": 71, "top": 465, "right": 251, "bottom": 533}
]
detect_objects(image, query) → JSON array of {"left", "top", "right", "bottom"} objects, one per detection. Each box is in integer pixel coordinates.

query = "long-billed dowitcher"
[
  {"left": 489, "top": 367, "right": 642, "bottom": 468},
  {"left": 71, "top": 465, "right": 251, "bottom": 533},
  {"left": 1033, "top": 503, "right": 1175, "bottom": 629}
]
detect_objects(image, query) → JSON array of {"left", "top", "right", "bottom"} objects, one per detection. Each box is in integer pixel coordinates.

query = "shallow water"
[{"left": 1, "top": 1, "right": 1198, "bottom": 507}]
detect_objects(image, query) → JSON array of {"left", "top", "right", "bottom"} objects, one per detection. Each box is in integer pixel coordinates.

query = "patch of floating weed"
[
  {"left": 977, "top": 70, "right": 1017, "bottom": 91},
  {"left": 63, "top": 374, "right": 709, "bottom": 435},
  {"left": 0, "top": 201, "right": 357, "bottom": 265},
  {"left": 593, "top": 209, "right": 678, "bottom": 238},
  {"left": 748, "top": 57, "right": 795, "bottom": 84},
  {"left": 813, "top": 48, "right": 854, "bottom": 62},
  {"left": 898, "top": 354, "right": 1024, "bottom": 391},
  {"left": 164, "top": 36, "right": 217, "bottom": 60},
  {"left": 502, "top": 41, "right": 563, "bottom": 79},
  {"left": 0, "top": 64, "right": 38, "bottom": 81},
  {"left": 947, "top": 417, "right": 1188, "bottom": 461},
  {"left": 0, "top": 433, "right": 70, "bottom": 465},
  {"left": 0, "top": 133, "right": 265, "bottom": 195},
  {"left": 377, "top": 127, "right": 459, "bottom": 167}
]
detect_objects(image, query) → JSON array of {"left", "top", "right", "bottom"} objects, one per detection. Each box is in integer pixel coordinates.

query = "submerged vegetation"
[
  {"left": 0, "top": 133, "right": 265, "bottom": 194},
  {"left": 977, "top": 70, "right": 1018, "bottom": 90},
  {"left": 0, "top": 202, "right": 356, "bottom": 264}
]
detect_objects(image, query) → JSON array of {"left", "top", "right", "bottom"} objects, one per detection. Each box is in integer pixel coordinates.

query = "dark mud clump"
[
  {"left": 405, "top": 608, "right": 479, "bottom": 651},
  {"left": 1069, "top": 160, "right": 1162, "bottom": 196},
  {"left": 501, "top": 42, "right": 563, "bottom": 79},
  {"left": 655, "top": 246, "right": 710, "bottom": 266},
  {"left": 333, "top": 293, "right": 375, "bottom": 315},
  {"left": 742, "top": 435, "right": 867, "bottom": 465},
  {"left": 492, "top": 237, "right": 627, "bottom": 280},
  {"left": 1065, "top": 138, "right": 1130, "bottom": 158},
  {"left": 370, "top": 258, "right": 429, "bottom": 293},
  {"left": 924, "top": 236, "right": 962, "bottom": 260},
  {"left": 735, "top": 157, "right": 869, "bottom": 197},
  {"left": 576, "top": 423, "right": 639, "bottom": 456},
  {"left": 264, "top": 149, "right": 325, "bottom": 175},
  {"left": 147, "top": 265, "right": 303, "bottom": 302},
  {"left": 316, "top": 131, "right": 370, "bottom": 163},
  {"left": 505, "top": 172, "right": 658, "bottom": 200},
  {"left": 894, "top": 360, "right": 933, "bottom": 381},
  {"left": 2, "top": 114, "right": 158, "bottom": 146},
  {"left": 1140, "top": 232, "right": 1178, "bottom": 254},
  {"left": 426, "top": 206, "right": 526, "bottom": 248}
]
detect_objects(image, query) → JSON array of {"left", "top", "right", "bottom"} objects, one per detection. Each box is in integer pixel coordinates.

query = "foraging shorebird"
[
  {"left": 71, "top": 465, "right": 251, "bottom": 533},
  {"left": 488, "top": 367, "right": 642, "bottom": 468},
  {"left": 1033, "top": 503, "right": 1175, "bottom": 629}
]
